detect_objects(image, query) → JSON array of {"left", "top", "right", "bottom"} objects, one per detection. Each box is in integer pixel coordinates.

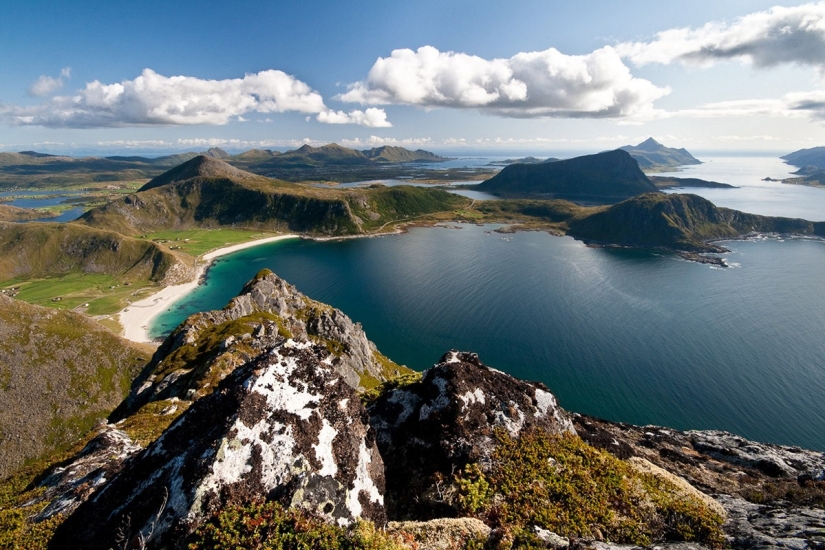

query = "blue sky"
[{"left": 2, "top": 1, "right": 825, "bottom": 155}]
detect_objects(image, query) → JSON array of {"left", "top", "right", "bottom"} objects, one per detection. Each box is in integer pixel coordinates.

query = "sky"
[{"left": 2, "top": 0, "right": 825, "bottom": 156}]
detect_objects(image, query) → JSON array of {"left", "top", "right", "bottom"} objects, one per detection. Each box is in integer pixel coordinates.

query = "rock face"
[
  {"left": 369, "top": 350, "right": 575, "bottom": 519},
  {"left": 50, "top": 341, "right": 385, "bottom": 549},
  {"left": 111, "top": 269, "right": 405, "bottom": 421}
]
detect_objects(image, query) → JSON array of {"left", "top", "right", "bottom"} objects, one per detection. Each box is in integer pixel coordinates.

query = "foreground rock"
[
  {"left": 50, "top": 341, "right": 385, "bottom": 549},
  {"left": 575, "top": 414, "right": 825, "bottom": 549},
  {"left": 369, "top": 350, "right": 575, "bottom": 519},
  {"left": 111, "top": 269, "right": 405, "bottom": 420}
]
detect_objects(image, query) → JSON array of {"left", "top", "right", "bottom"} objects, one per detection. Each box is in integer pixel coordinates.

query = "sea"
[{"left": 149, "top": 154, "right": 825, "bottom": 451}]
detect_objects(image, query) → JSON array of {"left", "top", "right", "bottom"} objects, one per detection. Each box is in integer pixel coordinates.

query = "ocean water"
[{"left": 151, "top": 155, "right": 825, "bottom": 450}]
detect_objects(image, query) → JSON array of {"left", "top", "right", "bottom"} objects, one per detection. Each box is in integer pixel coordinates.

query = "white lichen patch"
[
  {"left": 419, "top": 377, "right": 450, "bottom": 421},
  {"left": 534, "top": 388, "right": 575, "bottom": 433},
  {"left": 493, "top": 402, "right": 525, "bottom": 436},
  {"left": 249, "top": 353, "right": 323, "bottom": 421},
  {"left": 444, "top": 351, "right": 461, "bottom": 364},
  {"left": 346, "top": 441, "right": 383, "bottom": 523},
  {"left": 313, "top": 419, "right": 339, "bottom": 477},
  {"left": 459, "top": 388, "right": 485, "bottom": 409}
]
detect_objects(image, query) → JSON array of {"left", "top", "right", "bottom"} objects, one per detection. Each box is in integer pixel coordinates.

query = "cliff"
[
  {"left": 3, "top": 270, "right": 823, "bottom": 549},
  {"left": 477, "top": 149, "right": 659, "bottom": 203}
]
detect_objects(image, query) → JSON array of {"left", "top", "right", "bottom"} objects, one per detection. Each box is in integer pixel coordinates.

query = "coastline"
[{"left": 118, "top": 234, "right": 299, "bottom": 344}]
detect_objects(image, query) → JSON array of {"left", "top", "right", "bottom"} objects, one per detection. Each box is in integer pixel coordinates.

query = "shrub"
[{"left": 455, "top": 429, "right": 725, "bottom": 548}]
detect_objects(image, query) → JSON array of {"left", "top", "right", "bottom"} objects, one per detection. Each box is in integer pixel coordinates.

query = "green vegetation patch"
[
  {"left": 189, "top": 500, "right": 404, "bottom": 550},
  {"left": 117, "top": 399, "right": 190, "bottom": 447},
  {"left": 455, "top": 430, "right": 725, "bottom": 548},
  {"left": 139, "top": 228, "right": 284, "bottom": 256},
  {"left": 3, "top": 272, "right": 155, "bottom": 315}
]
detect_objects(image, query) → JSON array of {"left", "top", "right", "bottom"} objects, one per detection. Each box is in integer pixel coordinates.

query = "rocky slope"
[
  {"left": 2, "top": 271, "right": 824, "bottom": 549},
  {"left": 620, "top": 138, "right": 701, "bottom": 170},
  {"left": 477, "top": 149, "right": 659, "bottom": 203},
  {"left": 110, "top": 269, "right": 409, "bottom": 421},
  {"left": 0, "top": 294, "right": 152, "bottom": 478}
]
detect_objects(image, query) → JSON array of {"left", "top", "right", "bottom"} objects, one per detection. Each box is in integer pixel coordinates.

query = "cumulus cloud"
[
  {"left": 28, "top": 67, "right": 71, "bottom": 97},
  {"left": 315, "top": 107, "right": 392, "bottom": 127},
  {"left": 617, "top": 3, "right": 825, "bottom": 70},
  {"left": 339, "top": 135, "right": 432, "bottom": 148},
  {"left": 5, "top": 68, "right": 389, "bottom": 128},
  {"left": 338, "top": 45, "right": 669, "bottom": 119}
]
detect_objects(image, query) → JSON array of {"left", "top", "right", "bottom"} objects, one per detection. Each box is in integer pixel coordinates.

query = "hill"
[
  {"left": 477, "top": 149, "right": 658, "bottom": 203},
  {"left": 0, "top": 204, "right": 54, "bottom": 222},
  {"left": 78, "top": 156, "right": 469, "bottom": 236},
  {"left": 0, "top": 221, "right": 188, "bottom": 284},
  {"left": 360, "top": 146, "right": 447, "bottom": 163},
  {"left": 0, "top": 294, "right": 152, "bottom": 478},
  {"left": 619, "top": 138, "right": 701, "bottom": 170},
  {"left": 781, "top": 146, "right": 825, "bottom": 169},
  {"left": 567, "top": 193, "right": 825, "bottom": 253}
]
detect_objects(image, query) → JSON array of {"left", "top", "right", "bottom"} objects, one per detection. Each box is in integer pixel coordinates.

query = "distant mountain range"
[
  {"left": 619, "top": 138, "right": 701, "bottom": 170},
  {"left": 781, "top": 146, "right": 825, "bottom": 170},
  {"left": 0, "top": 145, "right": 450, "bottom": 188}
]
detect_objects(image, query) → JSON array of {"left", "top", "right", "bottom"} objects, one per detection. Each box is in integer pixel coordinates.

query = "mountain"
[
  {"left": 204, "top": 147, "right": 230, "bottom": 159},
  {"left": 5, "top": 270, "right": 824, "bottom": 548},
  {"left": 620, "top": 138, "right": 701, "bottom": 170},
  {"left": 567, "top": 192, "right": 825, "bottom": 253},
  {"left": 0, "top": 294, "right": 152, "bottom": 478},
  {"left": 78, "top": 156, "right": 468, "bottom": 236},
  {"left": 360, "top": 146, "right": 447, "bottom": 163},
  {"left": 477, "top": 149, "right": 659, "bottom": 203},
  {"left": 781, "top": 146, "right": 825, "bottom": 169},
  {"left": 649, "top": 176, "right": 736, "bottom": 189},
  {"left": 0, "top": 221, "right": 189, "bottom": 284}
]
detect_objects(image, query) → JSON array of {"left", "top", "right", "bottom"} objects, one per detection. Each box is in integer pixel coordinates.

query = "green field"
[
  {"left": 139, "top": 228, "right": 284, "bottom": 256},
  {"left": 1, "top": 273, "right": 156, "bottom": 316}
]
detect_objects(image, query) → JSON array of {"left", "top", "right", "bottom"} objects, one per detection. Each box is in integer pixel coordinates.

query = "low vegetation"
[{"left": 455, "top": 430, "right": 725, "bottom": 548}]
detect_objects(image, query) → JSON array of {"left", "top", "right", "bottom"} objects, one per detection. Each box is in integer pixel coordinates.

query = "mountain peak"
[
  {"left": 138, "top": 155, "right": 261, "bottom": 191},
  {"left": 636, "top": 137, "right": 663, "bottom": 151}
]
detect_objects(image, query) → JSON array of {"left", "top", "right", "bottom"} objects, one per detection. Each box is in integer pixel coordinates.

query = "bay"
[{"left": 152, "top": 224, "right": 825, "bottom": 451}]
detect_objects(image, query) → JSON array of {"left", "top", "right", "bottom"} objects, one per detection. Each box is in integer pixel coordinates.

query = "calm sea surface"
[{"left": 152, "top": 156, "right": 825, "bottom": 450}]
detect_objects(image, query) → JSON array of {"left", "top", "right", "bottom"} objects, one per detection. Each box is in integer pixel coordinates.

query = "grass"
[
  {"left": 139, "top": 228, "right": 284, "bottom": 256},
  {"left": 2, "top": 273, "right": 156, "bottom": 316}
]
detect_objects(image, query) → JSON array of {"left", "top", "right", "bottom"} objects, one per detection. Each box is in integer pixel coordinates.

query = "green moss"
[
  {"left": 361, "top": 370, "right": 422, "bottom": 404},
  {"left": 117, "top": 399, "right": 190, "bottom": 447},
  {"left": 188, "top": 500, "right": 404, "bottom": 550},
  {"left": 455, "top": 430, "right": 725, "bottom": 548}
]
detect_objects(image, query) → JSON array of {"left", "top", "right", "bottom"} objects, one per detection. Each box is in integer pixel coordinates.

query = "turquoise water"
[{"left": 152, "top": 225, "right": 825, "bottom": 450}]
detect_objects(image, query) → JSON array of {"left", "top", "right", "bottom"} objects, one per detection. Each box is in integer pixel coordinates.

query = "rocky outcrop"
[
  {"left": 111, "top": 269, "right": 405, "bottom": 420},
  {"left": 574, "top": 414, "right": 825, "bottom": 549},
  {"left": 369, "top": 350, "right": 575, "bottom": 519},
  {"left": 50, "top": 340, "right": 385, "bottom": 549}
]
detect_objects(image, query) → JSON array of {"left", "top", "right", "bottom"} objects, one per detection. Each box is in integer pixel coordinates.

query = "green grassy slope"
[
  {"left": 0, "top": 222, "right": 186, "bottom": 284},
  {"left": 0, "top": 294, "right": 152, "bottom": 478}
]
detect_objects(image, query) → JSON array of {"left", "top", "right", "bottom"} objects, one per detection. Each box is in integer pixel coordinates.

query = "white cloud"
[
  {"left": 618, "top": 3, "right": 825, "bottom": 70},
  {"left": 338, "top": 45, "right": 669, "bottom": 119},
  {"left": 5, "top": 68, "right": 389, "bottom": 128},
  {"left": 339, "top": 135, "right": 432, "bottom": 148},
  {"left": 28, "top": 67, "right": 71, "bottom": 97},
  {"left": 315, "top": 107, "right": 392, "bottom": 127}
]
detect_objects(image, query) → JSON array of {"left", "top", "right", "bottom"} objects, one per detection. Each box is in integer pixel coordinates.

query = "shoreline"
[{"left": 118, "top": 234, "right": 299, "bottom": 344}]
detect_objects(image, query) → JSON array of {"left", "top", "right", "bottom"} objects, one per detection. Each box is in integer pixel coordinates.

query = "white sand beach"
[{"left": 118, "top": 234, "right": 299, "bottom": 343}]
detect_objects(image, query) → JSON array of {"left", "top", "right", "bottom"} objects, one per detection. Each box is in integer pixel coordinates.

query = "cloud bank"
[
  {"left": 617, "top": 3, "right": 825, "bottom": 69},
  {"left": 338, "top": 45, "right": 669, "bottom": 119},
  {"left": 4, "top": 69, "right": 389, "bottom": 128}
]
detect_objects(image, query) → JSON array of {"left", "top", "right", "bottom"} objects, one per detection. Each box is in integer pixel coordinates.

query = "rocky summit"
[
  {"left": 50, "top": 341, "right": 385, "bottom": 549},
  {"left": 370, "top": 350, "right": 575, "bottom": 519},
  {"left": 3, "top": 271, "right": 825, "bottom": 549}
]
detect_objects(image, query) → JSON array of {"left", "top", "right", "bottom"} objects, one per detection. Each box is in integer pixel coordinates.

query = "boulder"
[
  {"left": 369, "top": 350, "right": 575, "bottom": 519},
  {"left": 50, "top": 340, "right": 385, "bottom": 549}
]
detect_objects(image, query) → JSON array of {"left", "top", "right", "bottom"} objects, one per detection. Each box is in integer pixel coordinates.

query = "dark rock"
[
  {"left": 718, "top": 494, "right": 825, "bottom": 549},
  {"left": 369, "top": 350, "right": 574, "bottom": 519},
  {"left": 50, "top": 341, "right": 385, "bottom": 549},
  {"left": 30, "top": 426, "right": 142, "bottom": 521}
]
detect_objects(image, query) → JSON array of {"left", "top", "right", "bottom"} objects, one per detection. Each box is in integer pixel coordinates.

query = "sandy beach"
[{"left": 118, "top": 234, "right": 299, "bottom": 343}]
